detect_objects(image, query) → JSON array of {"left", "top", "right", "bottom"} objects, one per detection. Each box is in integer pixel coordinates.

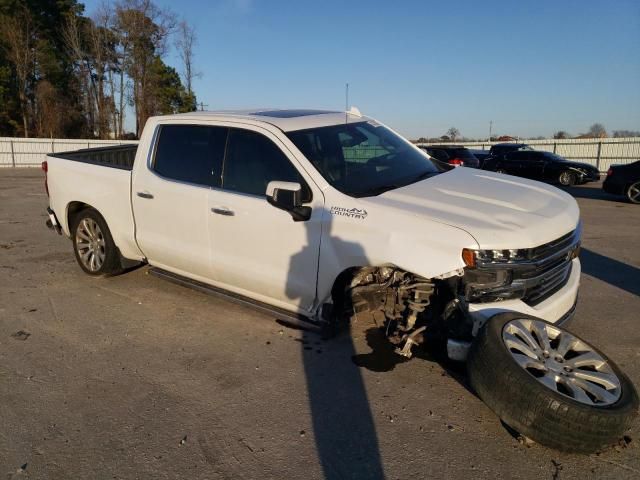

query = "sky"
[{"left": 80, "top": 0, "right": 640, "bottom": 140}]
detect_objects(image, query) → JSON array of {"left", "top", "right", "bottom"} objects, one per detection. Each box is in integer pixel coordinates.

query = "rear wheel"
[
  {"left": 626, "top": 181, "right": 640, "bottom": 204},
  {"left": 558, "top": 170, "right": 576, "bottom": 186},
  {"left": 71, "top": 208, "right": 123, "bottom": 276},
  {"left": 468, "top": 313, "right": 638, "bottom": 453}
]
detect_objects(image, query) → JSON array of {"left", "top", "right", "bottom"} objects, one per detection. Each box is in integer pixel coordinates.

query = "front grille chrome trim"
[{"left": 465, "top": 223, "right": 581, "bottom": 305}]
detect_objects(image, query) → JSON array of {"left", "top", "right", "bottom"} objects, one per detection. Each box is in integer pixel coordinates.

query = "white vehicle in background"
[{"left": 43, "top": 108, "right": 637, "bottom": 453}]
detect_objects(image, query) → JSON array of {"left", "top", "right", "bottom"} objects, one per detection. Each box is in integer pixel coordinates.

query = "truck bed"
[{"left": 48, "top": 144, "right": 138, "bottom": 170}]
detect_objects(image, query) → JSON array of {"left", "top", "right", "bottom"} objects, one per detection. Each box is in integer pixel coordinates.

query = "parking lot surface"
[{"left": 1, "top": 168, "right": 639, "bottom": 479}]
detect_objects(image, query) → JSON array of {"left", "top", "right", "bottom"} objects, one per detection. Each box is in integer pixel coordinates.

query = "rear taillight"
[
  {"left": 41, "top": 161, "right": 49, "bottom": 196},
  {"left": 449, "top": 158, "right": 464, "bottom": 166},
  {"left": 606, "top": 168, "right": 613, "bottom": 177}
]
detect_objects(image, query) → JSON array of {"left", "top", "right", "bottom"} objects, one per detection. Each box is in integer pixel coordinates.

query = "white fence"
[
  {"left": 1, "top": 136, "right": 639, "bottom": 172},
  {"left": 419, "top": 137, "right": 640, "bottom": 172},
  {"left": 0, "top": 137, "right": 138, "bottom": 167}
]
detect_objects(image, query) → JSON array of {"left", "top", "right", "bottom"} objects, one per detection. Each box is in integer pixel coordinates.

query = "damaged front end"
[
  {"left": 336, "top": 266, "right": 471, "bottom": 359},
  {"left": 337, "top": 227, "right": 581, "bottom": 361}
]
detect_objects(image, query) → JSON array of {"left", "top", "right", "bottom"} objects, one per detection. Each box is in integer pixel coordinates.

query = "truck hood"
[{"left": 362, "top": 168, "right": 580, "bottom": 249}]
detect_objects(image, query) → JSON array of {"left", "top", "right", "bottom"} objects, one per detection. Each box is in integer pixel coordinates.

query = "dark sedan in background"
[
  {"left": 419, "top": 145, "right": 480, "bottom": 168},
  {"left": 482, "top": 150, "right": 600, "bottom": 186},
  {"left": 487, "top": 142, "right": 533, "bottom": 159},
  {"left": 468, "top": 149, "right": 491, "bottom": 167},
  {"left": 603, "top": 160, "right": 640, "bottom": 204}
]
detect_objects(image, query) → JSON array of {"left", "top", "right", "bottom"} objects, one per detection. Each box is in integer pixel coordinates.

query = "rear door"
[
  {"left": 500, "top": 151, "right": 526, "bottom": 175},
  {"left": 132, "top": 124, "right": 228, "bottom": 280},
  {"left": 519, "top": 151, "right": 546, "bottom": 179},
  {"left": 207, "top": 126, "right": 323, "bottom": 313}
]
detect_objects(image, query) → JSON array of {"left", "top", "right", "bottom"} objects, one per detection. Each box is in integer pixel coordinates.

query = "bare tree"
[
  {"left": 63, "top": 13, "right": 97, "bottom": 134},
  {"left": 90, "top": 5, "right": 118, "bottom": 138},
  {"left": 0, "top": 9, "right": 35, "bottom": 137},
  {"left": 35, "top": 80, "right": 65, "bottom": 138},
  {"left": 446, "top": 127, "right": 460, "bottom": 142},
  {"left": 175, "top": 20, "right": 199, "bottom": 97},
  {"left": 115, "top": 0, "right": 176, "bottom": 136},
  {"left": 553, "top": 131, "right": 569, "bottom": 139},
  {"left": 588, "top": 123, "right": 607, "bottom": 138},
  {"left": 613, "top": 130, "right": 640, "bottom": 138}
]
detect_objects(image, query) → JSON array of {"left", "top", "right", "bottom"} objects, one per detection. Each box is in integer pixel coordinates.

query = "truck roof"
[{"left": 158, "top": 108, "right": 370, "bottom": 132}]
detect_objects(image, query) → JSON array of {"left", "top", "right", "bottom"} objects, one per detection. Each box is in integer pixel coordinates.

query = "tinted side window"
[
  {"left": 505, "top": 151, "right": 527, "bottom": 161},
  {"left": 223, "top": 129, "right": 310, "bottom": 199},
  {"left": 153, "top": 125, "right": 228, "bottom": 187}
]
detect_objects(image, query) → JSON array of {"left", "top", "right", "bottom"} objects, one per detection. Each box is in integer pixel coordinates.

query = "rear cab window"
[{"left": 152, "top": 124, "right": 228, "bottom": 187}]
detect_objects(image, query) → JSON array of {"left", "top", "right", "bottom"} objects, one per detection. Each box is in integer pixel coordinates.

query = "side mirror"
[{"left": 266, "top": 181, "right": 311, "bottom": 222}]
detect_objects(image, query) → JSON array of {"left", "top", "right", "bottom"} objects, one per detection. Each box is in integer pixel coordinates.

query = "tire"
[
  {"left": 71, "top": 208, "right": 123, "bottom": 276},
  {"left": 558, "top": 170, "right": 576, "bottom": 186},
  {"left": 626, "top": 181, "right": 640, "bottom": 204},
  {"left": 496, "top": 168, "right": 507, "bottom": 174},
  {"left": 468, "top": 312, "right": 638, "bottom": 453}
]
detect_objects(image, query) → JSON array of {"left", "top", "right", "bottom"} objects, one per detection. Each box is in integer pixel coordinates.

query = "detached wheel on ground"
[
  {"left": 558, "top": 170, "right": 577, "bottom": 186},
  {"left": 71, "top": 208, "right": 123, "bottom": 276},
  {"left": 626, "top": 181, "right": 640, "bottom": 204},
  {"left": 468, "top": 312, "right": 638, "bottom": 453}
]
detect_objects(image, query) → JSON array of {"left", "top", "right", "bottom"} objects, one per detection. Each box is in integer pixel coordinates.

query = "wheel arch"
[{"left": 66, "top": 201, "right": 94, "bottom": 231}]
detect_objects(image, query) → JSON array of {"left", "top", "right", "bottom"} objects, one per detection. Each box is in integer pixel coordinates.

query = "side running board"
[{"left": 148, "top": 267, "right": 323, "bottom": 332}]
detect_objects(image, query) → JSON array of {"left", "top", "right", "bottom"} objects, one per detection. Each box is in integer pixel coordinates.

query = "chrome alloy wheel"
[
  {"left": 559, "top": 171, "right": 574, "bottom": 186},
  {"left": 75, "top": 218, "right": 106, "bottom": 272},
  {"left": 502, "top": 319, "right": 621, "bottom": 406},
  {"left": 627, "top": 182, "right": 640, "bottom": 204}
]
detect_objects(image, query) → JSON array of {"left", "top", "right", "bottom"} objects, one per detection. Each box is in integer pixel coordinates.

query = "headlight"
[
  {"left": 462, "top": 248, "right": 528, "bottom": 267},
  {"left": 463, "top": 268, "right": 525, "bottom": 302}
]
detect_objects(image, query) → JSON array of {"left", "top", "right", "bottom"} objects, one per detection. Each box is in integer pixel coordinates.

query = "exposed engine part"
[
  {"left": 341, "top": 267, "right": 438, "bottom": 358},
  {"left": 395, "top": 326, "right": 427, "bottom": 358}
]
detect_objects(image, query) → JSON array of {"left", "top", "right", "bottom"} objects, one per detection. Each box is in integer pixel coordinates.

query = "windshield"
[{"left": 286, "top": 122, "right": 440, "bottom": 197}]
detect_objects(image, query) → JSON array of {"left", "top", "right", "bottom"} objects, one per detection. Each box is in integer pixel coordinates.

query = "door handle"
[
  {"left": 211, "top": 207, "right": 234, "bottom": 216},
  {"left": 137, "top": 191, "right": 154, "bottom": 199}
]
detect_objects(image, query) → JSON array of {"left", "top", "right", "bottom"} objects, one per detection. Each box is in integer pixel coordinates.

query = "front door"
[{"left": 207, "top": 127, "right": 323, "bottom": 314}]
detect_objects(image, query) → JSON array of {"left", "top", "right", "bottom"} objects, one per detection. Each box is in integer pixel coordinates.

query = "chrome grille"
[
  {"left": 521, "top": 261, "right": 573, "bottom": 306},
  {"left": 464, "top": 226, "right": 580, "bottom": 305},
  {"left": 529, "top": 230, "right": 576, "bottom": 261}
]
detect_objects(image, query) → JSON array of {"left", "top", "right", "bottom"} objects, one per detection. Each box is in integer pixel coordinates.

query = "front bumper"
[
  {"left": 467, "top": 257, "right": 580, "bottom": 327},
  {"left": 446, "top": 258, "right": 580, "bottom": 361},
  {"left": 602, "top": 178, "right": 623, "bottom": 195},
  {"left": 581, "top": 171, "right": 601, "bottom": 183}
]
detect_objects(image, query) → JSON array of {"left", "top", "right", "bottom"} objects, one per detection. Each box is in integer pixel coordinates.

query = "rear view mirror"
[{"left": 266, "top": 181, "right": 311, "bottom": 222}]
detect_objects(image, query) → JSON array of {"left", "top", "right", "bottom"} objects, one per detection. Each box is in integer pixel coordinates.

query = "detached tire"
[
  {"left": 71, "top": 208, "right": 123, "bottom": 276},
  {"left": 468, "top": 312, "right": 638, "bottom": 453}
]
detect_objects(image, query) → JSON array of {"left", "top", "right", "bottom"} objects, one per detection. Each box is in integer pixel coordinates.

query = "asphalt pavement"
[{"left": 1, "top": 168, "right": 638, "bottom": 479}]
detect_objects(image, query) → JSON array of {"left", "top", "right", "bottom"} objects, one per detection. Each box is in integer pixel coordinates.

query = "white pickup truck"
[{"left": 43, "top": 109, "right": 636, "bottom": 453}]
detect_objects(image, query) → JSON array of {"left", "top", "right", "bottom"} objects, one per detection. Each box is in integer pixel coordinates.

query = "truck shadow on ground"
[
  {"left": 580, "top": 248, "right": 640, "bottom": 297},
  {"left": 560, "top": 184, "right": 626, "bottom": 203},
  {"left": 285, "top": 207, "right": 386, "bottom": 479}
]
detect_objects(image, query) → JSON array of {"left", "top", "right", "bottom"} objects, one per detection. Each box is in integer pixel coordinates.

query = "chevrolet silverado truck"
[{"left": 43, "top": 109, "right": 637, "bottom": 453}]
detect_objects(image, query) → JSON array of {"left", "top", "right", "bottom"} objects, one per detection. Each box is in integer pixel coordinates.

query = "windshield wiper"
[
  {"left": 408, "top": 170, "right": 439, "bottom": 183},
  {"left": 352, "top": 184, "right": 400, "bottom": 197},
  {"left": 351, "top": 171, "right": 439, "bottom": 197}
]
